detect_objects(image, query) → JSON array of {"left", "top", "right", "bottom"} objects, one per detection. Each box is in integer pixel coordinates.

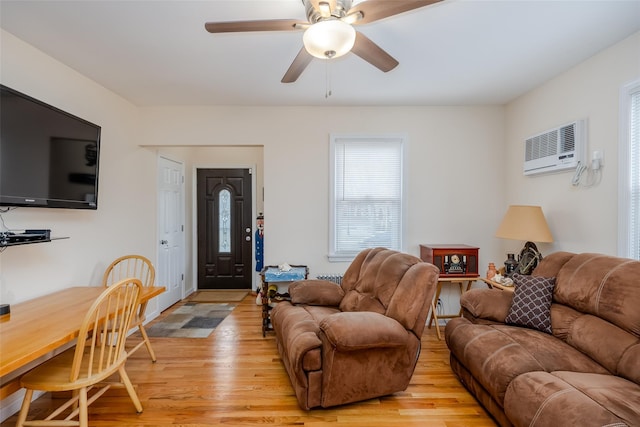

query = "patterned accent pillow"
[{"left": 505, "top": 274, "right": 556, "bottom": 334}]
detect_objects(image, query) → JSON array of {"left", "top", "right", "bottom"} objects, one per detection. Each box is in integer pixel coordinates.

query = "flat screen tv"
[{"left": 0, "top": 84, "right": 101, "bottom": 209}]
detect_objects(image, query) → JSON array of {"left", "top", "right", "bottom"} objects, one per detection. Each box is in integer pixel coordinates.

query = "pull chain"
[{"left": 325, "top": 60, "right": 332, "bottom": 98}]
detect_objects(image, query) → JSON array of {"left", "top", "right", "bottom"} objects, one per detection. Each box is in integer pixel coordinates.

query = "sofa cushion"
[
  {"left": 460, "top": 288, "right": 513, "bottom": 323},
  {"left": 505, "top": 371, "right": 640, "bottom": 427},
  {"left": 290, "top": 280, "right": 344, "bottom": 306},
  {"left": 505, "top": 274, "right": 555, "bottom": 333},
  {"left": 445, "top": 317, "right": 609, "bottom": 405},
  {"left": 339, "top": 249, "right": 416, "bottom": 315},
  {"left": 552, "top": 304, "right": 640, "bottom": 384},
  {"left": 271, "top": 303, "right": 325, "bottom": 375},
  {"left": 553, "top": 253, "right": 640, "bottom": 337},
  {"left": 319, "top": 312, "right": 408, "bottom": 351}
]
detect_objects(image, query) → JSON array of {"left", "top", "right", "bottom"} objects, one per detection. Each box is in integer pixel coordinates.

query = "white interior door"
[{"left": 157, "top": 156, "right": 185, "bottom": 312}]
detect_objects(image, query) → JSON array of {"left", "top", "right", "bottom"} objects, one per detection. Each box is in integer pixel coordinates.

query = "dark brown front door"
[{"left": 197, "top": 168, "right": 252, "bottom": 290}]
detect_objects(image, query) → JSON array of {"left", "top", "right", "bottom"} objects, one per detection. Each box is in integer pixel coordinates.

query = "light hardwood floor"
[{"left": 3, "top": 295, "right": 497, "bottom": 426}]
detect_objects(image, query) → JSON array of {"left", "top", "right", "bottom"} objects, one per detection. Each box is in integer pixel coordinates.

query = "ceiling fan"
[{"left": 205, "top": 0, "right": 442, "bottom": 83}]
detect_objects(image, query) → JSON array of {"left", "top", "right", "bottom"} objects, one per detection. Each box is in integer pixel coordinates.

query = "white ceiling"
[{"left": 1, "top": 0, "right": 639, "bottom": 107}]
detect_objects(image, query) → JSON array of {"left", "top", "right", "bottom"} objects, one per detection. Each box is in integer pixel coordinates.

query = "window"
[
  {"left": 329, "top": 134, "right": 406, "bottom": 261},
  {"left": 619, "top": 79, "right": 640, "bottom": 259}
]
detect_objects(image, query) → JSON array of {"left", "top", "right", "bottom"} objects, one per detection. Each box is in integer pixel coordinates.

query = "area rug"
[
  {"left": 145, "top": 302, "right": 237, "bottom": 338},
  {"left": 188, "top": 290, "right": 249, "bottom": 303}
]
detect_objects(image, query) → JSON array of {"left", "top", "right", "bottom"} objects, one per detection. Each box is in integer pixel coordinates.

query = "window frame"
[
  {"left": 618, "top": 78, "right": 640, "bottom": 259},
  {"left": 328, "top": 133, "right": 407, "bottom": 262}
]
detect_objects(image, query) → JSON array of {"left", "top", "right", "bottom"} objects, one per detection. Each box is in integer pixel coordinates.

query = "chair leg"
[
  {"left": 79, "top": 387, "right": 88, "bottom": 427},
  {"left": 15, "top": 388, "right": 33, "bottom": 427},
  {"left": 119, "top": 366, "right": 143, "bottom": 413},
  {"left": 139, "top": 324, "right": 157, "bottom": 362},
  {"left": 71, "top": 389, "right": 79, "bottom": 412}
]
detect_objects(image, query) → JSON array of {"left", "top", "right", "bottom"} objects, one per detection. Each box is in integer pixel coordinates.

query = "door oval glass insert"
[{"left": 219, "top": 189, "right": 231, "bottom": 253}]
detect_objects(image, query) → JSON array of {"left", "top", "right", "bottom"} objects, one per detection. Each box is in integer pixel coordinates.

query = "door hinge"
[
  {"left": 249, "top": 168, "right": 253, "bottom": 174},
  {"left": 181, "top": 274, "right": 184, "bottom": 281},
  {"left": 181, "top": 225, "right": 184, "bottom": 232}
]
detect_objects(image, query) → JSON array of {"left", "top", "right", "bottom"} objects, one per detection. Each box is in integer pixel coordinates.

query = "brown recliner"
[{"left": 270, "top": 247, "right": 440, "bottom": 409}]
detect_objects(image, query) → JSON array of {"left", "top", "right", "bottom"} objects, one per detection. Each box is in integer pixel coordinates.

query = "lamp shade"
[
  {"left": 495, "top": 205, "right": 553, "bottom": 243},
  {"left": 303, "top": 19, "right": 356, "bottom": 59}
]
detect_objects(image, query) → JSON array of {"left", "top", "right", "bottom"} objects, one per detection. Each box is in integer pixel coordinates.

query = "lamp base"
[{"left": 504, "top": 253, "right": 518, "bottom": 276}]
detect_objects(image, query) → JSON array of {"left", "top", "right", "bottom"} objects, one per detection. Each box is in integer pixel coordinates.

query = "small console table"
[
  {"left": 260, "top": 265, "right": 308, "bottom": 337},
  {"left": 420, "top": 244, "right": 481, "bottom": 340}
]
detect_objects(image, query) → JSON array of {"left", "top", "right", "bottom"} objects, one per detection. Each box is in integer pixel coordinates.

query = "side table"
[
  {"left": 260, "top": 265, "right": 308, "bottom": 337},
  {"left": 427, "top": 276, "right": 480, "bottom": 340}
]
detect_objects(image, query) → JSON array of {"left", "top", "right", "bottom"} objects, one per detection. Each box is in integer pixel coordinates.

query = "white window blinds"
[
  {"left": 629, "top": 89, "right": 640, "bottom": 259},
  {"left": 330, "top": 135, "right": 404, "bottom": 261},
  {"left": 619, "top": 79, "right": 640, "bottom": 260}
]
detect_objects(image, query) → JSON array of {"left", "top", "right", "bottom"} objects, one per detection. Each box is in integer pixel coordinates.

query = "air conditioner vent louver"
[
  {"left": 523, "top": 119, "right": 586, "bottom": 176},
  {"left": 525, "top": 130, "right": 558, "bottom": 161},
  {"left": 560, "top": 124, "right": 575, "bottom": 152}
]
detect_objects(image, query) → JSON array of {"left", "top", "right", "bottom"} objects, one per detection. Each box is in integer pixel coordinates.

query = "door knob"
[{"left": 160, "top": 240, "right": 168, "bottom": 245}]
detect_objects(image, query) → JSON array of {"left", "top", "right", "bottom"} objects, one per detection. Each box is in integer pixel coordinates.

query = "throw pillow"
[{"left": 505, "top": 274, "right": 556, "bottom": 334}]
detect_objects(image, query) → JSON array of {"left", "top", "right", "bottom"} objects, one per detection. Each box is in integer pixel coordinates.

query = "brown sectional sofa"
[
  {"left": 270, "top": 247, "right": 439, "bottom": 409},
  {"left": 445, "top": 252, "right": 640, "bottom": 426}
]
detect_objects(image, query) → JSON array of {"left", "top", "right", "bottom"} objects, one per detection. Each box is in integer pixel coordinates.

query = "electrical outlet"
[{"left": 592, "top": 150, "right": 604, "bottom": 170}]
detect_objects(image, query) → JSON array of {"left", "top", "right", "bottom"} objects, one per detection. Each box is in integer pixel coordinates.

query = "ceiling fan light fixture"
[{"left": 303, "top": 19, "right": 356, "bottom": 59}]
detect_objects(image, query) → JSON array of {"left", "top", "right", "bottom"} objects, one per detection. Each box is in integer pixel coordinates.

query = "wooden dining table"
[{"left": 0, "top": 285, "right": 165, "bottom": 398}]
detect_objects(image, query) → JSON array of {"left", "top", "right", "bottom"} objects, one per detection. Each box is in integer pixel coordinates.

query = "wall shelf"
[{"left": 0, "top": 237, "right": 69, "bottom": 248}]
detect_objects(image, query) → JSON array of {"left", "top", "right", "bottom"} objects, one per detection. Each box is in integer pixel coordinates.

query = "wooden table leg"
[
  {"left": 427, "top": 278, "right": 478, "bottom": 340},
  {"left": 427, "top": 282, "right": 444, "bottom": 340},
  {"left": 430, "top": 299, "right": 442, "bottom": 340}
]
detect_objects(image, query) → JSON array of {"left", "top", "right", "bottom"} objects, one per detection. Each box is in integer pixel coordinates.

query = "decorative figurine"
[
  {"left": 487, "top": 263, "right": 497, "bottom": 279},
  {"left": 255, "top": 212, "right": 264, "bottom": 272}
]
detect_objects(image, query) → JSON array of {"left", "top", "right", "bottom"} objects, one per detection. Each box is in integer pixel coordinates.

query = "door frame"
[
  {"left": 156, "top": 155, "right": 186, "bottom": 311},
  {"left": 192, "top": 163, "right": 258, "bottom": 293}
]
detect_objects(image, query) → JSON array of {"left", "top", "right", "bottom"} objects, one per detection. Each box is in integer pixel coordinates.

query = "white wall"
[
  {"left": 139, "top": 105, "right": 506, "bottom": 278},
  {"left": 504, "top": 31, "right": 640, "bottom": 256},
  {"left": 0, "top": 30, "right": 158, "bottom": 307}
]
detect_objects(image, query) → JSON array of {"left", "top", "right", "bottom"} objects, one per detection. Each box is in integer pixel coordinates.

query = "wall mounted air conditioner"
[{"left": 523, "top": 119, "right": 587, "bottom": 176}]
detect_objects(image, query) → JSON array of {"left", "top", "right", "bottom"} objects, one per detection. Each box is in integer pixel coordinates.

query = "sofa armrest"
[
  {"left": 319, "top": 312, "right": 408, "bottom": 351},
  {"left": 290, "top": 280, "right": 345, "bottom": 306},
  {"left": 461, "top": 288, "right": 513, "bottom": 323}
]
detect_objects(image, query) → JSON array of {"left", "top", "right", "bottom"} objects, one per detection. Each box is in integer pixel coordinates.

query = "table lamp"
[{"left": 495, "top": 205, "right": 554, "bottom": 275}]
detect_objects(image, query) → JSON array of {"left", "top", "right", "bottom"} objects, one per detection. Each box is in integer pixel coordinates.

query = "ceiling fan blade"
[
  {"left": 205, "top": 19, "right": 303, "bottom": 33},
  {"left": 349, "top": 0, "right": 443, "bottom": 25},
  {"left": 282, "top": 47, "right": 314, "bottom": 83},
  {"left": 351, "top": 31, "right": 399, "bottom": 72}
]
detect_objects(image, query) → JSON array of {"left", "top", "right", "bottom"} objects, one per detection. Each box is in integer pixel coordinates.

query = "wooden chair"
[
  {"left": 102, "top": 254, "right": 157, "bottom": 362},
  {"left": 16, "top": 278, "right": 144, "bottom": 427}
]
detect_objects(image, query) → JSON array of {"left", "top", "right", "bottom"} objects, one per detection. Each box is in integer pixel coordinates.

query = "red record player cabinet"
[{"left": 419, "top": 244, "right": 479, "bottom": 278}]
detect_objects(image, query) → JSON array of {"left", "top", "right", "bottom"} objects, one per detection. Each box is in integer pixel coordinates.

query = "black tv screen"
[{"left": 0, "top": 84, "right": 101, "bottom": 209}]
